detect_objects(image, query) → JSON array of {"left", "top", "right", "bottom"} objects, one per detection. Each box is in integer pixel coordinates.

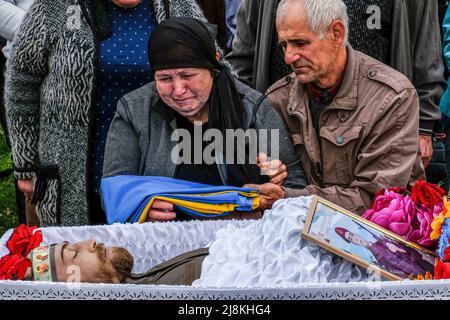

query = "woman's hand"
[
  {"left": 257, "top": 153, "right": 287, "bottom": 185},
  {"left": 18, "top": 179, "right": 34, "bottom": 200},
  {"left": 146, "top": 199, "right": 177, "bottom": 222}
]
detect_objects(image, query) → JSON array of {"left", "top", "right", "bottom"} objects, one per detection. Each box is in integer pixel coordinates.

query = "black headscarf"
[{"left": 148, "top": 18, "right": 260, "bottom": 186}]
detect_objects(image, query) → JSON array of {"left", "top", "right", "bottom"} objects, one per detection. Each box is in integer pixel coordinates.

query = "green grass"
[{"left": 0, "top": 127, "right": 18, "bottom": 237}]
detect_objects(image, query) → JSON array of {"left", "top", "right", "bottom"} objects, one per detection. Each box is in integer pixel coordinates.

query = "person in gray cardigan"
[
  {"left": 5, "top": 0, "right": 211, "bottom": 227},
  {"left": 0, "top": 0, "right": 36, "bottom": 227},
  {"left": 103, "top": 18, "right": 307, "bottom": 222}
]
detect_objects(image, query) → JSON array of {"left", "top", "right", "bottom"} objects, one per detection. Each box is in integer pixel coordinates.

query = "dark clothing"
[
  {"left": 267, "top": 0, "right": 290, "bottom": 85},
  {"left": 306, "top": 81, "right": 341, "bottom": 137},
  {"left": 126, "top": 248, "right": 208, "bottom": 285},
  {"left": 0, "top": 39, "right": 8, "bottom": 147},
  {"left": 174, "top": 116, "right": 223, "bottom": 186},
  {"left": 444, "top": 119, "right": 450, "bottom": 192},
  {"left": 148, "top": 18, "right": 220, "bottom": 72},
  {"left": 195, "top": 0, "right": 244, "bottom": 52},
  {"left": 309, "top": 98, "right": 329, "bottom": 139},
  {"left": 196, "top": 0, "right": 226, "bottom": 50},
  {"left": 345, "top": 0, "right": 393, "bottom": 64},
  {"left": 89, "top": 192, "right": 107, "bottom": 225},
  {"left": 268, "top": 37, "right": 290, "bottom": 86},
  {"left": 306, "top": 82, "right": 340, "bottom": 134},
  {"left": 90, "top": 0, "right": 156, "bottom": 194}
]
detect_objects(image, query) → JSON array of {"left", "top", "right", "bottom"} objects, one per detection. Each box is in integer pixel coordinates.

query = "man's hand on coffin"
[
  {"left": 18, "top": 179, "right": 34, "bottom": 200},
  {"left": 244, "top": 183, "right": 286, "bottom": 210},
  {"left": 257, "top": 153, "right": 288, "bottom": 185},
  {"left": 146, "top": 199, "right": 177, "bottom": 222}
]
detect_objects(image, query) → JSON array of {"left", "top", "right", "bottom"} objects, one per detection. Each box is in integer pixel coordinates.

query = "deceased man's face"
[{"left": 53, "top": 239, "right": 132, "bottom": 283}]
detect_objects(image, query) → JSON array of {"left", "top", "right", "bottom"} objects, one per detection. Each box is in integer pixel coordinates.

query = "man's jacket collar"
[{"left": 287, "top": 45, "right": 359, "bottom": 116}]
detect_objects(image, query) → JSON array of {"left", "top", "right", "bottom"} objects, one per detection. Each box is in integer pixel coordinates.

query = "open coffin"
[{"left": 1, "top": 196, "right": 450, "bottom": 300}]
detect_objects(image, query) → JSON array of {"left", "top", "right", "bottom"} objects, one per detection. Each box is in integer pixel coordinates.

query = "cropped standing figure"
[
  {"left": 103, "top": 18, "right": 306, "bottom": 221},
  {"left": 0, "top": 0, "right": 36, "bottom": 226},
  {"left": 5, "top": 0, "right": 210, "bottom": 226}
]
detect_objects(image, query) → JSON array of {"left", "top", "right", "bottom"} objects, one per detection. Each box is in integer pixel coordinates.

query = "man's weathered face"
[{"left": 276, "top": 3, "right": 339, "bottom": 85}]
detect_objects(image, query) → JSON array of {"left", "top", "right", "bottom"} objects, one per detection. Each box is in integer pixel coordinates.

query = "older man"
[
  {"left": 227, "top": 0, "right": 445, "bottom": 168},
  {"left": 249, "top": 0, "right": 422, "bottom": 214}
]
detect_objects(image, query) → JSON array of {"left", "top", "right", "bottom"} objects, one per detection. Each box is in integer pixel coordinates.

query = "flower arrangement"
[
  {"left": 363, "top": 180, "right": 450, "bottom": 280},
  {"left": 363, "top": 180, "right": 445, "bottom": 249},
  {"left": 429, "top": 197, "right": 450, "bottom": 280},
  {"left": 0, "top": 224, "right": 42, "bottom": 280}
]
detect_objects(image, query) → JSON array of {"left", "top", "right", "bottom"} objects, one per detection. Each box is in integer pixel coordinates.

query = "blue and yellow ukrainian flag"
[{"left": 101, "top": 176, "right": 260, "bottom": 224}]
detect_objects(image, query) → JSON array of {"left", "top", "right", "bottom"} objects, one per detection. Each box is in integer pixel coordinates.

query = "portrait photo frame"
[{"left": 302, "top": 196, "right": 438, "bottom": 281}]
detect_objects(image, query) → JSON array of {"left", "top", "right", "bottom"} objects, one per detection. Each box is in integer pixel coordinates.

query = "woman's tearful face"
[{"left": 155, "top": 67, "right": 214, "bottom": 123}]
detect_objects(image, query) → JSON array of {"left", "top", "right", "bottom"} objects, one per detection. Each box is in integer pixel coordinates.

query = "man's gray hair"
[{"left": 277, "top": 0, "right": 349, "bottom": 45}]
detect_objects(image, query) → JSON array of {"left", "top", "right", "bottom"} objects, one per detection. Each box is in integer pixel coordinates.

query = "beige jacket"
[{"left": 266, "top": 46, "right": 423, "bottom": 215}]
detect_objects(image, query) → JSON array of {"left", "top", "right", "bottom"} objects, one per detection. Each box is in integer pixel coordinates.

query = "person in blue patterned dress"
[{"left": 5, "top": 0, "right": 209, "bottom": 226}]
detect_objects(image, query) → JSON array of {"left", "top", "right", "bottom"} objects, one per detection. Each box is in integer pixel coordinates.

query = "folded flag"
[{"left": 101, "top": 175, "right": 260, "bottom": 224}]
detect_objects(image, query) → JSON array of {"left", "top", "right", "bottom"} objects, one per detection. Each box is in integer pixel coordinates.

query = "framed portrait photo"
[{"left": 302, "top": 196, "right": 438, "bottom": 281}]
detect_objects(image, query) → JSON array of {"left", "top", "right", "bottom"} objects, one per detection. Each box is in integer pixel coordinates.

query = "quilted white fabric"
[
  {"left": 193, "top": 196, "right": 368, "bottom": 287},
  {"left": 0, "top": 219, "right": 253, "bottom": 274}
]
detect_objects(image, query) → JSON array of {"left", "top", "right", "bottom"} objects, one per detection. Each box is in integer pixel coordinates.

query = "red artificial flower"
[
  {"left": 6, "top": 224, "right": 42, "bottom": 256},
  {"left": 444, "top": 246, "right": 450, "bottom": 261},
  {"left": 434, "top": 259, "right": 450, "bottom": 280},
  {"left": 0, "top": 254, "right": 32, "bottom": 280},
  {"left": 374, "top": 189, "right": 385, "bottom": 198},
  {"left": 374, "top": 187, "right": 407, "bottom": 198},
  {"left": 411, "top": 180, "right": 445, "bottom": 208}
]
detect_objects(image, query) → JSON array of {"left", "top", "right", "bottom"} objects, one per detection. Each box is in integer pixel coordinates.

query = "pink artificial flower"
[
  {"left": 364, "top": 189, "right": 444, "bottom": 249},
  {"left": 408, "top": 203, "right": 443, "bottom": 248},
  {"left": 363, "top": 191, "right": 416, "bottom": 238}
]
